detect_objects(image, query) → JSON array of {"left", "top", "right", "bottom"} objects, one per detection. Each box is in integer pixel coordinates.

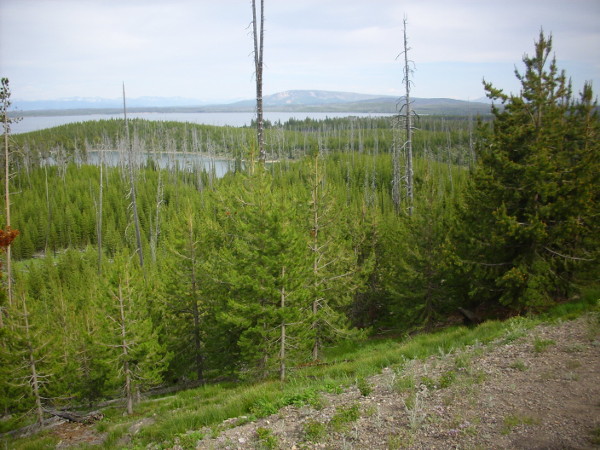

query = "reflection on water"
[{"left": 46, "top": 150, "right": 235, "bottom": 178}]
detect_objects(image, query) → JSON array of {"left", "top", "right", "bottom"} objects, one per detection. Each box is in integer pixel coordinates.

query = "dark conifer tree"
[{"left": 458, "top": 32, "right": 599, "bottom": 310}]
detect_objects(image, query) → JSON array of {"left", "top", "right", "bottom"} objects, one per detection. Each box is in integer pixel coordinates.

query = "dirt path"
[{"left": 195, "top": 314, "right": 600, "bottom": 449}]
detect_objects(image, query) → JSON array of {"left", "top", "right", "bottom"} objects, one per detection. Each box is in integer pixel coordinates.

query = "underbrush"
[{"left": 4, "top": 287, "right": 598, "bottom": 449}]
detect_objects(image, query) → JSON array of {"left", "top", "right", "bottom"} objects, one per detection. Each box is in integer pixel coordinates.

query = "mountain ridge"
[{"left": 13, "top": 89, "right": 491, "bottom": 116}]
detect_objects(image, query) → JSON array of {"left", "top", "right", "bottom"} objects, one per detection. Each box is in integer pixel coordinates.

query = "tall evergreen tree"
[
  {"left": 307, "top": 151, "right": 361, "bottom": 360},
  {"left": 211, "top": 170, "right": 309, "bottom": 379},
  {"left": 458, "top": 32, "right": 599, "bottom": 310},
  {"left": 104, "top": 252, "right": 169, "bottom": 414}
]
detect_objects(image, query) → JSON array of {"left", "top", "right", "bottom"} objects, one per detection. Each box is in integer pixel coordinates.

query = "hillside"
[
  {"left": 190, "top": 314, "right": 600, "bottom": 449},
  {"left": 7, "top": 305, "right": 599, "bottom": 449}
]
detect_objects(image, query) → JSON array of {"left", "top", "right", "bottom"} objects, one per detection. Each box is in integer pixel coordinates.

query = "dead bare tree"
[
  {"left": 393, "top": 18, "right": 416, "bottom": 215},
  {"left": 401, "top": 17, "right": 414, "bottom": 216},
  {"left": 122, "top": 83, "right": 144, "bottom": 268},
  {"left": 1, "top": 78, "right": 18, "bottom": 307},
  {"left": 19, "top": 291, "right": 46, "bottom": 425},
  {"left": 96, "top": 151, "right": 104, "bottom": 274},
  {"left": 279, "top": 266, "right": 286, "bottom": 382},
  {"left": 251, "top": 0, "right": 266, "bottom": 164}
]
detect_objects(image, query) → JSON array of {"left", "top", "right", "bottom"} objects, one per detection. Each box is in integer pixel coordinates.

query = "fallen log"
[{"left": 44, "top": 409, "right": 103, "bottom": 424}]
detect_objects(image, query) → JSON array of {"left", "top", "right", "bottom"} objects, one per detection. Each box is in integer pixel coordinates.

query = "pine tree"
[
  {"left": 104, "top": 252, "right": 169, "bottom": 414},
  {"left": 162, "top": 206, "right": 208, "bottom": 383},
  {"left": 459, "top": 32, "right": 599, "bottom": 310},
  {"left": 307, "top": 151, "right": 361, "bottom": 360},
  {"left": 211, "top": 170, "right": 309, "bottom": 379}
]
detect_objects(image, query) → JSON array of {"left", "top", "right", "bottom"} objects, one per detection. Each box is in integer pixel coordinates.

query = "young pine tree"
[
  {"left": 211, "top": 170, "right": 309, "bottom": 379},
  {"left": 104, "top": 252, "right": 170, "bottom": 414}
]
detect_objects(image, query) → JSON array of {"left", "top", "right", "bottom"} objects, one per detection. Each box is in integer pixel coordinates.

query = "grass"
[
  {"left": 255, "top": 427, "right": 279, "bottom": 449},
  {"left": 329, "top": 403, "right": 361, "bottom": 432},
  {"left": 533, "top": 337, "right": 556, "bottom": 354},
  {"left": 510, "top": 359, "right": 528, "bottom": 371},
  {"left": 303, "top": 420, "right": 327, "bottom": 442},
  {"left": 501, "top": 414, "right": 539, "bottom": 434},
  {"left": 356, "top": 376, "right": 373, "bottom": 396},
  {"left": 6, "top": 287, "right": 598, "bottom": 449}
]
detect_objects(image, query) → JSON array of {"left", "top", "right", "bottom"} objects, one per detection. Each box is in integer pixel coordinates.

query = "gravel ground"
[{"left": 192, "top": 313, "right": 600, "bottom": 450}]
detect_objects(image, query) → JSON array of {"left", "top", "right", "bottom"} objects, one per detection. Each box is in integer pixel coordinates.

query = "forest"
[{"left": 0, "top": 34, "right": 598, "bottom": 433}]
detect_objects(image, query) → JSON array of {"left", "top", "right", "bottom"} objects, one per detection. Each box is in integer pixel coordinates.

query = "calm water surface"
[
  {"left": 13, "top": 111, "right": 393, "bottom": 134},
  {"left": 85, "top": 150, "right": 233, "bottom": 177}
]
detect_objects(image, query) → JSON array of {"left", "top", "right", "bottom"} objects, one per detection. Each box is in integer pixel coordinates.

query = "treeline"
[{"left": 13, "top": 114, "right": 476, "bottom": 169}]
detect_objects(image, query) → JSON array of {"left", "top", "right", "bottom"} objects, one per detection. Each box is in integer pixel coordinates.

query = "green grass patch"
[
  {"left": 255, "top": 427, "right": 279, "bottom": 449},
  {"left": 502, "top": 414, "right": 539, "bottom": 434},
  {"left": 2, "top": 434, "right": 59, "bottom": 450},
  {"left": 356, "top": 377, "right": 372, "bottom": 396},
  {"left": 533, "top": 337, "right": 556, "bottom": 354},
  {"left": 175, "top": 430, "right": 205, "bottom": 449},
  {"left": 510, "top": 359, "right": 528, "bottom": 371},
  {"left": 439, "top": 370, "right": 457, "bottom": 388},
  {"left": 303, "top": 420, "right": 327, "bottom": 442},
  {"left": 329, "top": 403, "right": 361, "bottom": 432}
]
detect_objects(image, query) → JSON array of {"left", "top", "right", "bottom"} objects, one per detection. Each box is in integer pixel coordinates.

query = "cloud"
[{"left": 1, "top": 0, "right": 598, "bottom": 101}]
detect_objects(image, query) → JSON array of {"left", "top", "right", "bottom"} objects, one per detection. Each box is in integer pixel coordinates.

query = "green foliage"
[
  {"left": 255, "top": 427, "right": 279, "bottom": 449},
  {"left": 176, "top": 430, "right": 205, "bottom": 449},
  {"left": 501, "top": 414, "right": 539, "bottom": 434},
  {"left": 303, "top": 420, "right": 327, "bottom": 442},
  {"left": 329, "top": 403, "right": 361, "bottom": 431},
  {"left": 3, "top": 51, "right": 598, "bottom": 431},
  {"left": 458, "top": 32, "right": 600, "bottom": 311},
  {"left": 510, "top": 359, "right": 528, "bottom": 371},
  {"left": 439, "top": 370, "right": 457, "bottom": 388},
  {"left": 532, "top": 337, "right": 555, "bottom": 354},
  {"left": 356, "top": 376, "right": 372, "bottom": 396}
]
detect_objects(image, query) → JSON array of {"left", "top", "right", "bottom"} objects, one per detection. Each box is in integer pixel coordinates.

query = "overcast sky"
[{"left": 1, "top": 0, "right": 599, "bottom": 103}]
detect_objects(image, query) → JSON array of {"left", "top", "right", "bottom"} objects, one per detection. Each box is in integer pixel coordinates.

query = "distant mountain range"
[{"left": 14, "top": 90, "right": 492, "bottom": 116}]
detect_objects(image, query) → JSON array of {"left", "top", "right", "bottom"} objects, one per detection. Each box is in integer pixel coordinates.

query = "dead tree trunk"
[
  {"left": 1, "top": 78, "right": 14, "bottom": 308},
  {"left": 96, "top": 152, "right": 104, "bottom": 274},
  {"left": 150, "top": 170, "right": 163, "bottom": 264},
  {"left": 251, "top": 0, "right": 266, "bottom": 164},
  {"left": 122, "top": 83, "right": 144, "bottom": 268},
  {"left": 187, "top": 214, "right": 203, "bottom": 383},
  {"left": 117, "top": 282, "right": 134, "bottom": 415},
  {"left": 279, "top": 266, "right": 286, "bottom": 382},
  {"left": 310, "top": 151, "right": 323, "bottom": 361},
  {"left": 402, "top": 17, "right": 414, "bottom": 216},
  {"left": 21, "top": 293, "right": 44, "bottom": 425}
]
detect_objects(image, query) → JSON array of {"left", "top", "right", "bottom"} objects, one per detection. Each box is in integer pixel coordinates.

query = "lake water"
[
  {"left": 12, "top": 111, "right": 393, "bottom": 134},
  {"left": 85, "top": 150, "right": 234, "bottom": 177}
]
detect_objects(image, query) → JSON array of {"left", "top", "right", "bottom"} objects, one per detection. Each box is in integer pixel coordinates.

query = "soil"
[
  {"left": 192, "top": 313, "right": 600, "bottom": 449},
  {"left": 50, "top": 313, "right": 600, "bottom": 449}
]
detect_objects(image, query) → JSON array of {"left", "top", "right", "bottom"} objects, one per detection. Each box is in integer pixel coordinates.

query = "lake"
[
  {"left": 84, "top": 150, "right": 234, "bottom": 178},
  {"left": 12, "top": 111, "right": 394, "bottom": 134}
]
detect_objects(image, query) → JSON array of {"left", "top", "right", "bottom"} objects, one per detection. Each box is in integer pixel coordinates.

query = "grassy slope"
[{"left": 4, "top": 286, "right": 599, "bottom": 449}]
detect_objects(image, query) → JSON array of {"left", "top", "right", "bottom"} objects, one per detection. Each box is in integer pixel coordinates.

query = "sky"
[{"left": 1, "top": 0, "right": 599, "bottom": 104}]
